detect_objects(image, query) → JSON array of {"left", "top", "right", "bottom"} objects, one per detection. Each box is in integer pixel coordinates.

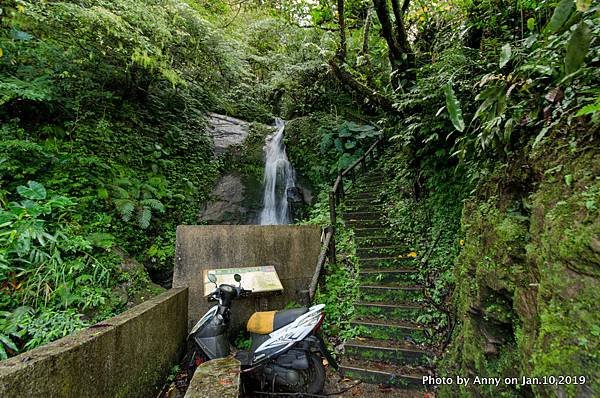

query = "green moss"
[
  {"left": 440, "top": 138, "right": 600, "bottom": 397},
  {"left": 284, "top": 114, "right": 337, "bottom": 188},
  {"left": 221, "top": 122, "right": 272, "bottom": 180}
]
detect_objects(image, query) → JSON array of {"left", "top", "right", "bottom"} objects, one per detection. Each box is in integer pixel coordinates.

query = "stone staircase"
[{"left": 339, "top": 169, "right": 433, "bottom": 390}]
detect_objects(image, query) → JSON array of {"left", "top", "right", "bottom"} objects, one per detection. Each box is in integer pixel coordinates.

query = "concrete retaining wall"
[
  {"left": 173, "top": 225, "right": 321, "bottom": 332},
  {"left": 0, "top": 288, "right": 188, "bottom": 398}
]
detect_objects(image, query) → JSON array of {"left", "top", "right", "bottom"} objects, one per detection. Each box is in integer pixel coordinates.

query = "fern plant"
[{"left": 108, "top": 178, "right": 165, "bottom": 229}]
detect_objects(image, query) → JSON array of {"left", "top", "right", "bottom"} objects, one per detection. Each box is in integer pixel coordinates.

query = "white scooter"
[{"left": 185, "top": 273, "right": 338, "bottom": 394}]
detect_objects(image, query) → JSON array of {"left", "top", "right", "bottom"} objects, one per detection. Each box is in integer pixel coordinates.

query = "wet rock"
[
  {"left": 198, "top": 173, "right": 261, "bottom": 224},
  {"left": 206, "top": 113, "right": 250, "bottom": 156}
]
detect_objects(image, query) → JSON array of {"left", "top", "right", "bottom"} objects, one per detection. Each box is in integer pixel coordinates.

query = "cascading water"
[{"left": 259, "top": 118, "right": 297, "bottom": 225}]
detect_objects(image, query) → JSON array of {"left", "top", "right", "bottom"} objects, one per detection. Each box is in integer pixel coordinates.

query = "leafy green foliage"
[
  {"left": 565, "top": 21, "right": 592, "bottom": 75},
  {"left": 443, "top": 83, "right": 465, "bottom": 132},
  {"left": 0, "top": 182, "right": 123, "bottom": 356},
  {"left": 547, "top": 0, "right": 575, "bottom": 33},
  {"left": 319, "top": 120, "right": 381, "bottom": 173},
  {"left": 306, "top": 191, "right": 360, "bottom": 343},
  {"left": 499, "top": 43, "right": 511, "bottom": 68}
]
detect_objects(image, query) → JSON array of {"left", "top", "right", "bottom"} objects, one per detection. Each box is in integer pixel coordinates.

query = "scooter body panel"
[
  {"left": 252, "top": 304, "right": 325, "bottom": 363},
  {"left": 193, "top": 333, "right": 230, "bottom": 359},
  {"left": 189, "top": 305, "right": 230, "bottom": 359}
]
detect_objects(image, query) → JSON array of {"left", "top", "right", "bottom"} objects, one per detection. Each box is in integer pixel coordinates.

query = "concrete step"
[
  {"left": 355, "top": 301, "right": 425, "bottom": 322},
  {"left": 345, "top": 219, "right": 387, "bottom": 229},
  {"left": 359, "top": 285, "right": 423, "bottom": 303},
  {"left": 347, "top": 191, "right": 381, "bottom": 200},
  {"left": 339, "top": 358, "right": 429, "bottom": 388},
  {"left": 343, "top": 211, "right": 384, "bottom": 221},
  {"left": 355, "top": 235, "right": 398, "bottom": 247},
  {"left": 353, "top": 227, "right": 390, "bottom": 237},
  {"left": 359, "top": 268, "right": 420, "bottom": 284},
  {"left": 356, "top": 245, "right": 409, "bottom": 258},
  {"left": 345, "top": 203, "right": 383, "bottom": 212},
  {"left": 359, "top": 256, "right": 419, "bottom": 268},
  {"left": 345, "top": 337, "right": 431, "bottom": 366},
  {"left": 355, "top": 177, "right": 386, "bottom": 187},
  {"left": 351, "top": 317, "right": 428, "bottom": 342},
  {"left": 345, "top": 197, "right": 384, "bottom": 206}
]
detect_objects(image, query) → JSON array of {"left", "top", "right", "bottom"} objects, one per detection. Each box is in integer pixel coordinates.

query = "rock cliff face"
[
  {"left": 205, "top": 113, "right": 250, "bottom": 155},
  {"left": 199, "top": 173, "right": 263, "bottom": 224}
]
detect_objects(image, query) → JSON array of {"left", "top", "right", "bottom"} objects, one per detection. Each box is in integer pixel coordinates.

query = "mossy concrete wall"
[
  {"left": 0, "top": 288, "right": 188, "bottom": 398},
  {"left": 173, "top": 225, "right": 321, "bottom": 332},
  {"left": 441, "top": 137, "right": 599, "bottom": 397}
]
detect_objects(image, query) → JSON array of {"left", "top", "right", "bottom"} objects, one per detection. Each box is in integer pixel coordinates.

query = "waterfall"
[{"left": 259, "top": 118, "right": 296, "bottom": 225}]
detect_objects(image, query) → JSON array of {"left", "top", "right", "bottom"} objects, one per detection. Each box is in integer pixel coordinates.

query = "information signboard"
[{"left": 203, "top": 266, "right": 284, "bottom": 295}]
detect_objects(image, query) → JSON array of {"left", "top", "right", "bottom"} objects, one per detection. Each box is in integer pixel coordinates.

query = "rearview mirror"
[
  {"left": 208, "top": 273, "right": 217, "bottom": 284},
  {"left": 234, "top": 274, "right": 241, "bottom": 283}
]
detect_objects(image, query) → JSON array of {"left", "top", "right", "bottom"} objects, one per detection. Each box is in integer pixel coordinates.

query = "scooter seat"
[{"left": 247, "top": 307, "right": 309, "bottom": 334}]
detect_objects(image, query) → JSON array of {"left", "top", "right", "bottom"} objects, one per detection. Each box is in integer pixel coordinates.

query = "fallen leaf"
[
  {"left": 218, "top": 378, "right": 233, "bottom": 386},
  {"left": 406, "top": 251, "right": 418, "bottom": 258},
  {"left": 545, "top": 87, "right": 564, "bottom": 103}
]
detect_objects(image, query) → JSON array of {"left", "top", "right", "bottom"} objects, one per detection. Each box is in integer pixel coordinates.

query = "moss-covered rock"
[
  {"left": 440, "top": 137, "right": 599, "bottom": 397},
  {"left": 284, "top": 115, "right": 332, "bottom": 188}
]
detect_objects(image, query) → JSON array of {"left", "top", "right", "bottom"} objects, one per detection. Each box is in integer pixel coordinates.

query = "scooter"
[{"left": 185, "top": 272, "right": 338, "bottom": 394}]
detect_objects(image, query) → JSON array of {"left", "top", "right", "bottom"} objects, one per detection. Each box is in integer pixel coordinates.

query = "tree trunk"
[
  {"left": 337, "top": 0, "right": 346, "bottom": 62},
  {"left": 362, "top": 8, "right": 372, "bottom": 55},
  {"left": 372, "top": 0, "right": 415, "bottom": 89},
  {"left": 361, "top": 8, "right": 374, "bottom": 86},
  {"left": 328, "top": 59, "right": 395, "bottom": 113}
]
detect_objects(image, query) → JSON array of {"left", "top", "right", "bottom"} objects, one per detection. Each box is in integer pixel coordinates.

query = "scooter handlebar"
[{"left": 237, "top": 287, "right": 253, "bottom": 297}]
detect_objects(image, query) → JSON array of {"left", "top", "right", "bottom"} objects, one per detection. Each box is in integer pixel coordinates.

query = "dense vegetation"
[
  {"left": 0, "top": 0, "right": 338, "bottom": 359},
  {"left": 1, "top": 0, "right": 598, "bottom": 396}
]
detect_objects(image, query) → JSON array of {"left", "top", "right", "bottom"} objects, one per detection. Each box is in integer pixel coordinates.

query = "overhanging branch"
[{"left": 328, "top": 59, "right": 395, "bottom": 113}]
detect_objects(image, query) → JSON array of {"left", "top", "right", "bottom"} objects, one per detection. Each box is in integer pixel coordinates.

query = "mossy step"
[
  {"left": 347, "top": 191, "right": 381, "bottom": 200},
  {"left": 339, "top": 358, "right": 429, "bottom": 388},
  {"left": 345, "top": 338, "right": 431, "bottom": 366},
  {"left": 345, "top": 197, "right": 384, "bottom": 205},
  {"left": 353, "top": 227, "right": 390, "bottom": 237},
  {"left": 355, "top": 302, "right": 425, "bottom": 322},
  {"left": 351, "top": 318, "right": 428, "bottom": 342},
  {"left": 360, "top": 285, "right": 423, "bottom": 303},
  {"left": 345, "top": 219, "right": 387, "bottom": 228},
  {"left": 343, "top": 211, "right": 384, "bottom": 221},
  {"left": 359, "top": 268, "right": 420, "bottom": 284},
  {"left": 355, "top": 236, "right": 398, "bottom": 247},
  {"left": 361, "top": 171, "right": 385, "bottom": 179},
  {"left": 356, "top": 246, "right": 409, "bottom": 258},
  {"left": 345, "top": 203, "right": 384, "bottom": 212},
  {"left": 359, "top": 256, "right": 419, "bottom": 268},
  {"left": 354, "top": 179, "right": 387, "bottom": 188}
]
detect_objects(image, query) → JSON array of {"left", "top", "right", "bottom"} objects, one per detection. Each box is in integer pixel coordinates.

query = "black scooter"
[{"left": 185, "top": 273, "right": 337, "bottom": 394}]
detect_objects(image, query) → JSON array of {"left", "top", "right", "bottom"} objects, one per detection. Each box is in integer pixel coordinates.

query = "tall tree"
[
  {"left": 372, "top": 0, "right": 415, "bottom": 90},
  {"left": 337, "top": 0, "right": 347, "bottom": 61}
]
